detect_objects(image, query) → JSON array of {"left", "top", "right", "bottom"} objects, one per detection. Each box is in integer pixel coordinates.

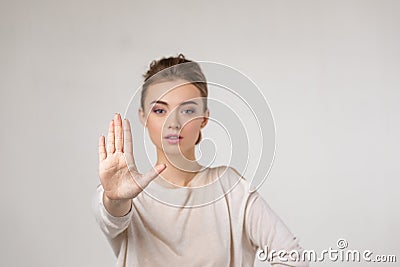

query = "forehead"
[{"left": 145, "top": 79, "right": 202, "bottom": 106}]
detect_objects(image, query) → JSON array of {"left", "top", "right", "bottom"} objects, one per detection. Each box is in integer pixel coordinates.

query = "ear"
[
  {"left": 138, "top": 108, "right": 146, "bottom": 127},
  {"left": 200, "top": 109, "right": 210, "bottom": 128}
]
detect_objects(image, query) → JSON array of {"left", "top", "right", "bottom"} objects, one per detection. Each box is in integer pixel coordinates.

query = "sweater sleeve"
[
  {"left": 244, "top": 191, "right": 309, "bottom": 267},
  {"left": 92, "top": 184, "right": 134, "bottom": 256}
]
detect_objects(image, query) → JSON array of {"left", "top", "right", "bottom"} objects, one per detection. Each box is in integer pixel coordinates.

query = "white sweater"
[{"left": 93, "top": 165, "right": 309, "bottom": 267}]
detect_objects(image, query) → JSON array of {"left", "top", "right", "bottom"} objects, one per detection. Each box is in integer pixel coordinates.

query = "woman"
[{"left": 93, "top": 54, "right": 309, "bottom": 266}]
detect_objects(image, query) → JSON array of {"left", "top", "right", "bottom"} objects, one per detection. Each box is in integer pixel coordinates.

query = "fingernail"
[{"left": 156, "top": 164, "right": 166, "bottom": 172}]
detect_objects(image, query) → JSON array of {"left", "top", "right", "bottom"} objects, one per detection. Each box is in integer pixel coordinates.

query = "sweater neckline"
[
  {"left": 142, "top": 165, "right": 236, "bottom": 208},
  {"left": 151, "top": 165, "right": 210, "bottom": 189}
]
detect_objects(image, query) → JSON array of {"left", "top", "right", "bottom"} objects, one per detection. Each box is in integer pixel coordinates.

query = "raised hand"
[{"left": 98, "top": 113, "right": 167, "bottom": 202}]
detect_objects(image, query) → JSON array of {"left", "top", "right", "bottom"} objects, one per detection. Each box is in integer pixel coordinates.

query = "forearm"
[
  {"left": 93, "top": 184, "right": 133, "bottom": 241},
  {"left": 103, "top": 193, "right": 132, "bottom": 217}
]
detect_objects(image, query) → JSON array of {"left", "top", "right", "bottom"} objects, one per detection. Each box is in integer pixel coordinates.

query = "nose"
[{"left": 167, "top": 110, "right": 181, "bottom": 129}]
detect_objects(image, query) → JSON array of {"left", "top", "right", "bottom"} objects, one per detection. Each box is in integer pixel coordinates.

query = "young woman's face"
[{"left": 139, "top": 79, "right": 209, "bottom": 157}]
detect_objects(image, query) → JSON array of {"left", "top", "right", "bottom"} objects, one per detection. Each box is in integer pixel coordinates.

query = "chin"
[{"left": 164, "top": 147, "right": 182, "bottom": 155}]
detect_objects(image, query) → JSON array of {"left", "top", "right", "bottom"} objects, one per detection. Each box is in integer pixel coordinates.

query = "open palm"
[{"left": 98, "top": 113, "right": 166, "bottom": 200}]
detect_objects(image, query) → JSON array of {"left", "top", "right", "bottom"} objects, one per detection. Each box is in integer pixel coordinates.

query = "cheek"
[
  {"left": 181, "top": 120, "right": 202, "bottom": 135},
  {"left": 147, "top": 120, "right": 163, "bottom": 140}
]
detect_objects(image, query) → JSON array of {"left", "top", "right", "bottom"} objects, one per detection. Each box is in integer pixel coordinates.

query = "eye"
[
  {"left": 182, "top": 109, "right": 195, "bottom": 114},
  {"left": 152, "top": 108, "right": 165, "bottom": 114}
]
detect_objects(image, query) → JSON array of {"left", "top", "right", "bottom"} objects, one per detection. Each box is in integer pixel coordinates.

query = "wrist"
[{"left": 103, "top": 193, "right": 132, "bottom": 217}]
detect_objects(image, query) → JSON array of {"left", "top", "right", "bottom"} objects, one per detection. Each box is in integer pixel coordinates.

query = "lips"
[{"left": 164, "top": 134, "right": 183, "bottom": 140}]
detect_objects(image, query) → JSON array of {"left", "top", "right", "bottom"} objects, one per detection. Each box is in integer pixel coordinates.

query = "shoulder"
[
  {"left": 211, "top": 165, "right": 245, "bottom": 179},
  {"left": 211, "top": 165, "right": 255, "bottom": 199}
]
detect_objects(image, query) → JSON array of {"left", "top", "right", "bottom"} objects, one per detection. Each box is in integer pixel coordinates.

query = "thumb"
[
  {"left": 140, "top": 164, "right": 167, "bottom": 188},
  {"left": 154, "top": 163, "right": 167, "bottom": 174}
]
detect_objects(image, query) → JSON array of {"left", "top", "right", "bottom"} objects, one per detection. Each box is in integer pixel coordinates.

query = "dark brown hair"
[{"left": 141, "top": 54, "right": 208, "bottom": 145}]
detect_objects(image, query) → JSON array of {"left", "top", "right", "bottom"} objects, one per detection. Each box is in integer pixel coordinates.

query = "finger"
[
  {"left": 114, "top": 113, "right": 123, "bottom": 152},
  {"left": 123, "top": 118, "right": 133, "bottom": 155},
  {"left": 138, "top": 164, "right": 167, "bottom": 189},
  {"left": 106, "top": 120, "right": 115, "bottom": 154},
  {"left": 123, "top": 118, "right": 136, "bottom": 169},
  {"left": 98, "top": 135, "right": 107, "bottom": 162}
]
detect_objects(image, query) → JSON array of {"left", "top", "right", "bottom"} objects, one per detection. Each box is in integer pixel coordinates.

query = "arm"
[
  {"left": 94, "top": 113, "right": 167, "bottom": 256},
  {"left": 92, "top": 184, "right": 134, "bottom": 256},
  {"left": 244, "top": 192, "right": 309, "bottom": 267},
  {"left": 103, "top": 190, "right": 132, "bottom": 217},
  {"left": 93, "top": 184, "right": 133, "bottom": 238}
]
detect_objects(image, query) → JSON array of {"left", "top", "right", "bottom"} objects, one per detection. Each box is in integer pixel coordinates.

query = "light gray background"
[{"left": 1, "top": 0, "right": 399, "bottom": 266}]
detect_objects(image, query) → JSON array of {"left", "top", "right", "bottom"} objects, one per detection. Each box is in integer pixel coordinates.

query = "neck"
[{"left": 156, "top": 148, "right": 202, "bottom": 187}]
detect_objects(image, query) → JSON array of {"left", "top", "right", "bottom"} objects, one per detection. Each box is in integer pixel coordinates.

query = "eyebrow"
[{"left": 149, "top": 100, "right": 199, "bottom": 107}]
